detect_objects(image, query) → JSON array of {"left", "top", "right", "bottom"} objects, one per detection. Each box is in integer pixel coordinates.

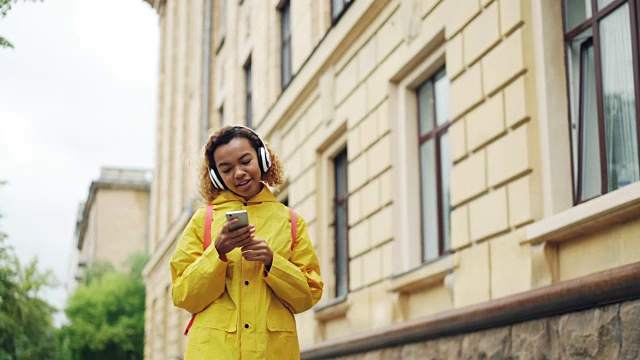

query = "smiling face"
[{"left": 213, "top": 137, "right": 264, "bottom": 201}]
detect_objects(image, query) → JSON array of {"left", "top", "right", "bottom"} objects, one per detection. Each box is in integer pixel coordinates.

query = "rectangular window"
[
  {"left": 244, "top": 58, "right": 252, "bottom": 128},
  {"left": 417, "top": 67, "right": 451, "bottom": 263},
  {"left": 333, "top": 149, "right": 348, "bottom": 298},
  {"left": 219, "top": 105, "right": 225, "bottom": 127},
  {"left": 280, "top": 0, "right": 292, "bottom": 89},
  {"left": 563, "top": 0, "right": 640, "bottom": 203},
  {"left": 331, "top": 0, "right": 353, "bottom": 23}
]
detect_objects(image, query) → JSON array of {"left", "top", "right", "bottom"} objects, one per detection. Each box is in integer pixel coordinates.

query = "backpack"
[{"left": 184, "top": 204, "right": 298, "bottom": 335}]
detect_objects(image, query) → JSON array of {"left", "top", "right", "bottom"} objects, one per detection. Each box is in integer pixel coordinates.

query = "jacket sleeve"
[
  {"left": 263, "top": 215, "right": 324, "bottom": 314},
  {"left": 170, "top": 207, "right": 228, "bottom": 314}
]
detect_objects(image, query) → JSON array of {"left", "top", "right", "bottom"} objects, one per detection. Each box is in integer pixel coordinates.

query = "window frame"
[
  {"left": 389, "top": 43, "right": 447, "bottom": 274},
  {"left": 313, "top": 129, "right": 349, "bottom": 314},
  {"left": 415, "top": 67, "right": 452, "bottom": 263},
  {"left": 280, "top": 0, "right": 292, "bottom": 89},
  {"left": 562, "top": 0, "right": 640, "bottom": 204}
]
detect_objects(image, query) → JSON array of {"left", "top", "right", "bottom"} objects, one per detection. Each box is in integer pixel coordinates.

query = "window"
[
  {"left": 331, "top": 0, "right": 353, "bottom": 23},
  {"left": 563, "top": 0, "right": 640, "bottom": 203},
  {"left": 219, "top": 105, "right": 225, "bottom": 127},
  {"left": 417, "top": 67, "right": 451, "bottom": 263},
  {"left": 333, "top": 149, "right": 348, "bottom": 298},
  {"left": 280, "top": 0, "right": 292, "bottom": 89},
  {"left": 244, "top": 58, "right": 252, "bottom": 128}
]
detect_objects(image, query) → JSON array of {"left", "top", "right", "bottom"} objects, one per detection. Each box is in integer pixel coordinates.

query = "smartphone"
[{"left": 226, "top": 210, "right": 249, "bottom": 231}]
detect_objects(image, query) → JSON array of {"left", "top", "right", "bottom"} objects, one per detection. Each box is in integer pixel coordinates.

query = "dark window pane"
[
  {"left": 332, "top": 0, "right": 344, "bottom": 20},
  {"left": 280, "top": 1, "right": 292, "bottom": 88},
  {"left": 599, "top": 3, "right": 639, "bottom": 190},
  {"left": 245, "top": 60, "right": 252, "bottom": 128},
  {"left": 417, "top": 80, "right": 435, "bottom": 136},
  {"left": 334, "top": 149, "right": 348, "bottom": 298},
  {"left": 420, "top": 139, "right": 438, "bottom": 262},
  {"left": 417, "top": 66, "right": 450, "bottom": 263},
  {"left": 439, "top": 132, "right": 451, "bottom": 252},
  {"left": 335, "top": 202, "right": 348, "bottom": 297},
  {"left": 434, "top": 68, "right": 449, "bottom": 126},
  {"left": 281, "top": 1, "right": 290, "bottom": 37},
  {"left": 564, "top": 0, "right": 592, "bottom": 31},
  {"left": 282, "top": 42, "right": 291, "bottom": 87},
  {"left": 579, "top": 40, "right": 602, "bottom": 200},
  {"left": 335, "top": 150, "right": 348, "bottom": 197},
  {"left": 566, "top": 28, "right": 597, "bottom": 200}
]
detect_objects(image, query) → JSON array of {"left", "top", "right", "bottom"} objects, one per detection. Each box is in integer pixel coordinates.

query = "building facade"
[
  {"left": 140, "top": 0, "right": 640, "bottom": 358},
  {"left": 68, "top": 167, "right": 151, "bottom": 293}
]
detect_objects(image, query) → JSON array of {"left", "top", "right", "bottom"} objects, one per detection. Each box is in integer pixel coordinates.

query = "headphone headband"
[{"left": 232, "top": 125, "right": 268, "bottom": 153}]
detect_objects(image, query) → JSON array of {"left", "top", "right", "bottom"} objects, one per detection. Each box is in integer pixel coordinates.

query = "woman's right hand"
[{"left": 214, "top": 220, "right": 255, "bottom": 259}]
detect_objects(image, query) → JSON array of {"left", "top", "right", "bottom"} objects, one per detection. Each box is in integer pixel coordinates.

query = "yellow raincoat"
[{"left": 170, "top": 187, "right": 323, "bottom": 359}]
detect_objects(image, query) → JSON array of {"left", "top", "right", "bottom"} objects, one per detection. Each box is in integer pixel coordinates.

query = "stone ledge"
[
  {"left": 388, "top": 255, "right": 457, "bottom": 293},
  {"left": 525, "top": 182, "right": 640, "bottom": 245},
  {"left": 313, "top": 295, "right": 349, "bottom": 322},
  {"left": 301, "top": 262, "right": 640, "bottom": 359}
]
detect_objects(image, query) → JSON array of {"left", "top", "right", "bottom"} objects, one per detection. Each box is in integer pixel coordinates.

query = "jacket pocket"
[
  {"left": 266, "top": 298, "right": 296, "bottom": 332},
  {"left": 195, "top": 295, "right": 237, "bottom": 332}
]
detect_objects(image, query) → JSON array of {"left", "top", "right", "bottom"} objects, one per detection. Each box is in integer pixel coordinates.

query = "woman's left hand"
[{"left": 240, "top": 239, "right": 274, "bottom": 267}]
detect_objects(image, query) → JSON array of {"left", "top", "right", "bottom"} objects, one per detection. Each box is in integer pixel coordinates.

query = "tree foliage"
[
  {"left": 1, "top": 0, "right": 44, "bottom": 49},
  {"left": 57, "top": 253, "right": 149, "bottom": 360},
  {"left": 0, "top": 182, "right": 59, "bottom": 360}
]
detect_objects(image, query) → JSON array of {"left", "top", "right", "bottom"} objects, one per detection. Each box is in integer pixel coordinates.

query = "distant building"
[
  {"left": 67, "top": 167, "right": 152, "bottom": 294},
  {"left": 140, "top": 0, "right": 640, "bottom": 359}
]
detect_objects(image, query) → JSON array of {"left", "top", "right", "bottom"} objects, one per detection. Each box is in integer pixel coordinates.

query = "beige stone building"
[
  {"left": 140, "top": 0, "right": 640, "bottom": 358},
  {"left": 69, "top": 167, "right": 152, "bottom": 292}
]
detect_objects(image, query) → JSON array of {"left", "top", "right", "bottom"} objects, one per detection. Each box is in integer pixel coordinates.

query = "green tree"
[
  {"left": 0, "top": 181, "right": 59, "bottom": 359},
  {"left": 58, "top": 253, "right": 148, "bottom": 360},
  {"left": 1, "top": 0, "right": 43, "bottom": 49}
]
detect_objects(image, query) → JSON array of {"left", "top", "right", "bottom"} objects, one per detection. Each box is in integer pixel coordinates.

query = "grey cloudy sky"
[{"left": 0, "top": 0, "right": 159, "bottom": 324}]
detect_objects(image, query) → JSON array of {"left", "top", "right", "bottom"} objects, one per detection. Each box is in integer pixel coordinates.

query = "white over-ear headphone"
[{"left": 208, "top": 125, "right": 272, "bottom": 190}]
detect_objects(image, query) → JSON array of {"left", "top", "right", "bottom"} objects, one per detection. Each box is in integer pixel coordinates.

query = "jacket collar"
[{"left": 214, "top": 185, "right": 277, "bottom": 205}]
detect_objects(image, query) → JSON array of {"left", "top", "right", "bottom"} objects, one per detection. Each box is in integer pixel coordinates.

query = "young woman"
[{"left": 170, "top": 125, "right": 323, "bottom": 359}]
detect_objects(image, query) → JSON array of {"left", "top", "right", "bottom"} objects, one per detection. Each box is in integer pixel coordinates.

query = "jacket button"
[
  {"left": 245, "top": 281, "right": 249, "bottom": 285},
  {"left": 244, "top": 324, "right": 249, "bottom": 329},
  {"left": 243, "top": 202, "right": 248, "bottom": 206}
]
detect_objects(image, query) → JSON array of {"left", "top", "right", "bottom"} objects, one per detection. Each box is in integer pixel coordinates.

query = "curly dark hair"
[{"left": 199, "top": 126, "right": 285, "bottom": 203}]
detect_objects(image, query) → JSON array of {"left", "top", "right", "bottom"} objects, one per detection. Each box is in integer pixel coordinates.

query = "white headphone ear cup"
[
  {"left": 209, "top": 167, "right": 224, "bottom": 189},
  {"left": 263, "top": 146, "right": 271, "bottom": 169},
  {"left": 259, "top": 147, "right": 269, "bottom": 172},
  {"left": 208, "top": 168, "right": 218, "bottom": 189}
]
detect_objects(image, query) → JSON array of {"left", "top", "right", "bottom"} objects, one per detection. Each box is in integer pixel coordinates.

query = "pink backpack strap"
[
  {"left": 289, "top": 207, "right": 297, "bottom": 250},
  {"left": 184, "top": 204, "right": 214, "bottom": 336}
]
